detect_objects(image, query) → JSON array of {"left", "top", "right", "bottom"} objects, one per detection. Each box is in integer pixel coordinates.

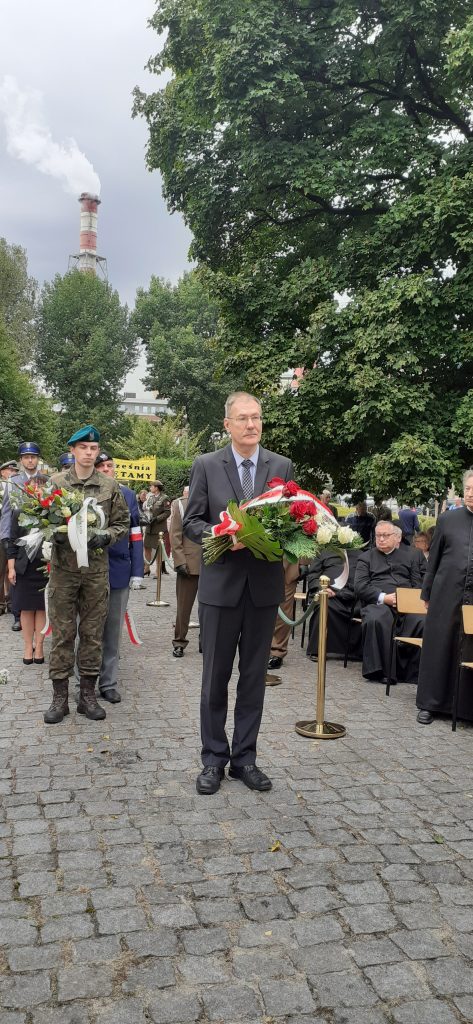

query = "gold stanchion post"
[
  {"left": 146, "top": 531, "right": 170, "bottom": 608},
  {"left": 295, "top": 574, "right": 345, "bottom": 739}
]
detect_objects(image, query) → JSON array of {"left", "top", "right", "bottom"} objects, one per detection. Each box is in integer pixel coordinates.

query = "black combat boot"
[
  {"left": 77, "top": 676, "right": 106, "bottom": 720},
  {"left": 44, "top": 679, "right": 70, "bottom": 724}
]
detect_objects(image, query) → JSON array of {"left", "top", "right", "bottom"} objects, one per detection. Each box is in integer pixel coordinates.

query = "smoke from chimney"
[{"left": 0, "top": 75, "right": 100, "bottom": 196}]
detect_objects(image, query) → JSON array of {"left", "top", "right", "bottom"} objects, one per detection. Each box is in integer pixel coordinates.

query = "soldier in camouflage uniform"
[{"left": 44, "top": 425, "right": 129, "bottom": 725}]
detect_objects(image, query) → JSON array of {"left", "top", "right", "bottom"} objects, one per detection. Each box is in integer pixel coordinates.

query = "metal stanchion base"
[
  {"left": 146, "top": 600, "right": 170, "bottom": 608},
  {"left": 295, "top": 719, "right": 346, "bottom": 740},
  {"left": 266, "top": 673, "right": 282, "bottom": 687}
]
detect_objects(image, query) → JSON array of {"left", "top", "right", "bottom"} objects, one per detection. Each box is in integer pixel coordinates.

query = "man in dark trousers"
[
  {"left": 183, "top": 391, "right": 293, "bottom": 795},
  {"left": 169, "top": 486, "right": 201, "bottom": 658},
  {"left": 0, "top": 442, "right": 42, "bottom": 630},
  {"left": 355, "top": 523, "right": 424, "bottom": 682}
]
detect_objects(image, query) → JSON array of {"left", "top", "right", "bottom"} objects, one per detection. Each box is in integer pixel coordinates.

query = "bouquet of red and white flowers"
[
  {"left": 203, "top": 478, "right": 363, "bottom": 565},
  {"left": 10, "top": 482, "right": 106, "bottom": 567}
]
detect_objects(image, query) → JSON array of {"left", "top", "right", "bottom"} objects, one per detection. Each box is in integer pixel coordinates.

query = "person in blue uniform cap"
[
  {"left": 0, "top": 440, "right": 42, "bottom": 630},
  {"left": 67, "top": 425, "right": 100, "bottom": 446},
  {"left": 58, "top": 453, "right": 75, "bottom": 468}
]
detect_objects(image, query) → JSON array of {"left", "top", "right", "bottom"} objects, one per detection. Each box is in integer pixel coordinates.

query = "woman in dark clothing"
[
  {"left": 7, "top": 499, "right": 46, "bottom": 665},
  {"left": 416, "top": 470, "right": 473, "bottom": 725}
]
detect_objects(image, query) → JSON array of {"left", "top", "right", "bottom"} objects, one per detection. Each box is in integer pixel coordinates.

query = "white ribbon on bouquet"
[{"left": 66, "top": 497, "right": 105, "bottom": 569}]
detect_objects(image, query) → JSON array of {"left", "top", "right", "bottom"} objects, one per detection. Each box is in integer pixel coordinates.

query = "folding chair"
[
  {"left": 452, "top": 605, "right": 473, "bottom": 732},
  {"left": 386, "top": 588, "right": 425, "bottom": 696}
]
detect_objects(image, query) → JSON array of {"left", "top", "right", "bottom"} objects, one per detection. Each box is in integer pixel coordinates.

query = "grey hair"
[
  {"left": 224, "top": 391, "right": 262, "bottom": 418},
  {"left": 463, "top": 469, "right": 473, "bottom": 487},
  {"left": 392, "top": 525, "right": 402, "bottom": 538}
]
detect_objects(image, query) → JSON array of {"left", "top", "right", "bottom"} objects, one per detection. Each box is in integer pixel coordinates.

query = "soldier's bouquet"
[
  {"left": 11, "top": 482, "right": 106, "bottom": 566},
  {"left": 202, "top": 478, "right": 363, "bottom": 567}
]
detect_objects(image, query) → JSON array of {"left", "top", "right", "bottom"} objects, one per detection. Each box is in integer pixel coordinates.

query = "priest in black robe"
[
  {"left": 355, "top": 523, "right": 424, "bottom": 682},
  {"left": 417, "top": 472, "right": 473, "bottom": 724},
  {"left": 307, "top": 549, "right": 362, "bottom": 660}
]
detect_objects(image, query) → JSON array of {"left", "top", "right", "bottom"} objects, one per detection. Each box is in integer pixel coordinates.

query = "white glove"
[{"left": 129, "top": 577, "right": 143, "bottom": 590}]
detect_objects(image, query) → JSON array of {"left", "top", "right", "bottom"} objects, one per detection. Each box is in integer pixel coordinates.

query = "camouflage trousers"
[{"left": 48, "top": 568, "right": 110, "bottom": 679}]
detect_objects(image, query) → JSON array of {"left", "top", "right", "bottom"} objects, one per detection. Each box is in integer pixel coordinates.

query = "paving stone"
[
  {"left": 204, "top": 983, "right": 261, "bottom": 1020},
  {"left": 124, "top": 929, "right": 179, "bottom": 958},
  {"left": 426, "top": 956, "right": 473, "bottom": 994},
  {"left": 340, "top": 905, "right": 398, "bottom": 934},
  {"left": 259, "top": 978, "right": 316, "bottom": 1015},
  {"left": 18, "top": 870, "right": 57, "bottom": 896},
  {"left": 316, "top": 969, "right": 379, "bottom": 1008},
  {"left": 31, "top": 1008, "right": 90, "bottom": 1024},
  {"left": 122, "top": 959, "right": 176, "bottom": 992},
  {"left": 41, "top": 893, "right": 88, "bottom": 917},
  {"left": 8, "top": 943, "right": 62, "bottom": 972},
  {"left": 195, "top": 897, "right": 241, "bottom": 924},
  {"left": 95, "top": 1000, "right": 147, "bottom": 1024},
  {"left": 391, "top": 928, "right": 450, "bottom": 960},
  {"left": 391, "top": 1000, "right": 458, "bottom": 1024},
  {"left": 365, "top": 962, "right": 431, "bottom": 1000},
  {"left": 337, "top": 880, "right": 389, "bottom": 905},
  {"left": 57, "top": 966, "right": 114, "bottom": 1001},
  {"left": 349, "top": 936, "right": 404, "bottom": 967},
  {"left": 240, "top": 894, "right": 295, "bottom": 921},
  {"left": 148, "top": 992, "right": 201, "bottom": 1023},
  {"left": 0, "top": 973, "right": 51, "bottom": 1008},
  {"left": 1, "top": 1014, "right": 27, "bottom": 1024},
  {"left": 96, "top": 907, "right": 147, "bottom": 934},
  {"left": 178, "top": 953, "right": 231, "bottom": 982},
  {"left": 0, "top": 917, "right": 38, "bottom": 946},
  {"left": 70, "top": 935, "right": 121, "bottom": 964},
  {"left": 331, "top": 1011, "right": 391, "bottom": 1024},
  {"left": 41, "top": 914, "right": 94, "bottom": 943},
  {"left": 233, "top": 946, "right": 297, "bottom": 979},
  {"left": 291, "top": 942, "right": 352, "bottom": 975}
]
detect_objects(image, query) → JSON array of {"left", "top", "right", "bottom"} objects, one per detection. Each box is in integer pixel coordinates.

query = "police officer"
[
  {"left": 0, "top": 442, "right": 41, "bottom": 630},
  {"left": 58, "top": 453, "right": 75, "bottom": 469},
  {"left": 94, "top": 452, "right": 144, "bottom": 702},
  {"left": 44, "top": 426, "right": 129, "bottom": 725}
]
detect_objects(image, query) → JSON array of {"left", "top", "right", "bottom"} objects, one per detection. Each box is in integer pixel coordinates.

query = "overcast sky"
[{"left": 0, "top": 0, "right": 192, "bottom": 315}]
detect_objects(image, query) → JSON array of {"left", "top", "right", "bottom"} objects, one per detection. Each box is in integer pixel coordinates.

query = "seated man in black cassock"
[
  {"left": 306, "top": 549, "right": 362, "bottom": 661},
  {"left": 354, "top": 523, "right": 425, "bottom": 683}
]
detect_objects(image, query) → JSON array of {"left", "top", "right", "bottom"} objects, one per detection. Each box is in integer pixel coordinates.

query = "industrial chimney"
[{"left": 68, "top": 192, "right": 107, "bottom": 277}]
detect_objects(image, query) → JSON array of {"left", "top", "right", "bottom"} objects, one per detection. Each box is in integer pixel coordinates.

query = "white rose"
[
  {"left": 42, "top": 541, "right": 52, "bottom": 560},
  {"left": 61, "top": 507, "right": 72, "bottom": 518},
  {"left": 337, "top": 526, "right": 355, "bottom": 545},
  {"left": 317, "top": 525, "right": 334, "bottom": 545}
]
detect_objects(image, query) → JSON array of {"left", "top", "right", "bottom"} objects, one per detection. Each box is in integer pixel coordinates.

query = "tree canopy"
[
  {"left": 135, "top": 0, "right": 473, "bottom": 500},
  {"left": 0, "top": 319, "right": 58, "bottom": 465},
  {"left": 132, "top": 271, "right": 236, "bottom": 435},
  {"left": 0, "top": 237, "right": 37, "bottom": 365},
  {"left": 36, "top": 271, "right": 137, "bottom": 446}
]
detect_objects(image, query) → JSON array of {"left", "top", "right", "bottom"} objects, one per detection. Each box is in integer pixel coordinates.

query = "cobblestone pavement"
[{"left": 1, "top": 574, "right": 473, "bottom": 1024}]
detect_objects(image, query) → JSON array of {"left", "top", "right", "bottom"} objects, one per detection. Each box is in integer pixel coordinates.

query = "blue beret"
[
  {"left": 59, "top": 453, "right": 75, "bottom": 467},
  {"left": 18, "top": 441, "right": 40, "bottom": 456},
  {"left": 67, "top": 425, "right": 100, "bottom": 446}
]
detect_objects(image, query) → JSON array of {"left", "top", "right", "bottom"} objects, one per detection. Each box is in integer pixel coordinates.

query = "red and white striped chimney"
[{"left": 77, "top": 192, "right": 101, "bottom": 273}]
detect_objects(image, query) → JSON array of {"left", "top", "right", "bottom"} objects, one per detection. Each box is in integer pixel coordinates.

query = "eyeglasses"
[
  {"left": 229, "top": 415, "right": 262, "bottom": 424},
  {"left": 377, "top": 531, "right": 395, "bottom": 539}
]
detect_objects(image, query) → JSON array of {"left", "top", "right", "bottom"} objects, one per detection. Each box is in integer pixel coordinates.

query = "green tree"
[
  {"left": 37, "top": 271, "right": 137, "bottom": 445},
  {"left": 0, "top": 319, "right": 58, "bottom": 464},
  {"left": 132, "top": 271, "right": 236, "bottom": 436},
  {"left": 135, "top": 0, "right": 473, "bottom": 500},
  {"left": 113, "top": 413, "right": 202, "bottom": 462},
  {"left": 0, "top": 238, "right": 37, "bottom": 365}
]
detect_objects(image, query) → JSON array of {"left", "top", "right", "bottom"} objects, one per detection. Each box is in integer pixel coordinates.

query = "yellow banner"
[{"left": 114, "top": 457, "right": 156, "bottom": 482}]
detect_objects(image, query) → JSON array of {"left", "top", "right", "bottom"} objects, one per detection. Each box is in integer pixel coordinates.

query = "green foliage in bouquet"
[{"left": 227, "top": 502, "right": 283, "bottom": 562}]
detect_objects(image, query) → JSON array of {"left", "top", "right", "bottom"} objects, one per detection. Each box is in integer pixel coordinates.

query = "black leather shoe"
[
  {"left": 417, "top": 709, "right": 434, "bottom": 725},
  {"left": 11, "top": 621, "right": 22, "bottom": 632},
  {"left": 268, "top": 656, "right": 283, "bottom": 670},
  {"left": 196, "top": 766, "right": 225, "bottom": 795},
  {"left": 228, "top": 764, "right": 272, "bottom": 791},
  {"left": 100, "top": 688, "right": 121, "bottom": 703},
  {"left": 172, "top": 647, "right": 184, "bottom": 658}
]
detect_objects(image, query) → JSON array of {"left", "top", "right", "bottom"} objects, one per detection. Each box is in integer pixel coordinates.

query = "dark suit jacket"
[
  {"left": 183, "top": 444, "right": 294, "bottom": 607},
  {"left": 354, "top": 545, "right": 423, "bottom": 606}
]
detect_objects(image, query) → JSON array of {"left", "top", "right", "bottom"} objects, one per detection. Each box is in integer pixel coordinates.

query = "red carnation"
[
  {"left": 302, "top": 518, "right": 317, "bottom": 536},
  {"left": 283, "top": 480, "right": 299, "bottom": 497},
  {"left": 289, "top": 500, "right": 316, "bottom": 521},
  {"left": 267, "top": 477, "right": 285, "bottom": 488}
]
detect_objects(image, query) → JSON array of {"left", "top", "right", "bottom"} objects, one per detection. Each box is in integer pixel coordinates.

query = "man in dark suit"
[
  {"left": 355, "top": 523, "right": 424, "bottom": 682},
  {"left": 183, "top": 391, "right": 293, "bottom": 795},
  {"left": 306, "top": 549, "right": 362, "bottom": 661}
]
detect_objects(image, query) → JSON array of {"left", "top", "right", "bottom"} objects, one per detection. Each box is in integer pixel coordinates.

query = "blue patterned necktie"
[{"left": 241, "top": 459, "right": 254, "bottom": 501}]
